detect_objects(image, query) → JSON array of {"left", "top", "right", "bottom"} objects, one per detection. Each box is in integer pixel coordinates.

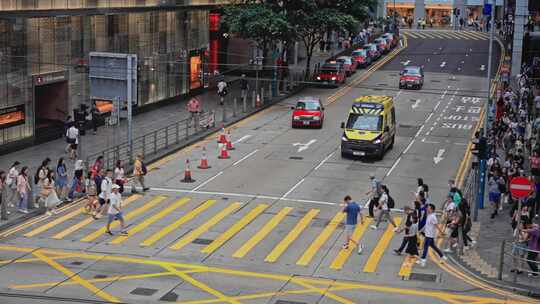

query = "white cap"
[{"left": 112, "top": 184, "right": 120, "bottom": 190}]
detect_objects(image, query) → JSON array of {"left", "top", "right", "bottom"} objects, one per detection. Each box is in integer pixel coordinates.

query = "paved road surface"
[{"left": 0, "top": 31, "right": 531, "bottom": 304}]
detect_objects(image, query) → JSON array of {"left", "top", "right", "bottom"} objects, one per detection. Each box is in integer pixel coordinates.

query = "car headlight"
[
  {"left": 341, "top": 135, "right": 349, "bottom": 142},
  {"left": 373, "top": 138, "right": 382, "bottom": 144},
  {"left": 400, "top": 79, "right": 405, "bottom": 83},
  {"left": 293, "top": 116, "right": 300, "bottom": 120},
  {"left": 316, "top": 76, "right": 321, "bottom": 80},
  {"left": 313, "top": 116, "right": 320, "bottom": 121},
  {"left": 331, "top": 77, "right": 336, "bottom": 81},
  {"left": 414, "top": 80, "right": 420, "bottom": 83}
]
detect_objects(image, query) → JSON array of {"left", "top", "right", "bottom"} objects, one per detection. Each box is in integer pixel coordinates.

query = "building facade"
[{"left": 0, "top": 1, "right": 226, "bottom": 151}]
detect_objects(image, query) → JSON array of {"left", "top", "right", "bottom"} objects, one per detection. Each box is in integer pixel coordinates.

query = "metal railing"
[
  {"left": 85, "top": 110, "right": 216, "bottom": 171},
  {"left": 498, "top": 240, "right": 540, "bottom": 289}
]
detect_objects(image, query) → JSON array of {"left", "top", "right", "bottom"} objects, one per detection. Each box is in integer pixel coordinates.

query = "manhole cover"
[
  {"left": 192, "top": 238, "right": 214, "bottom": 245},
  {"left": 289, "top": 156, "right": 304, "bottom": 160},
  {"left": 71, "top": 261, "right": 83, "bottom": 266},
  {"left": 409, "top": 273, "right": 437, "bottom": 282},
  {"left": 275, "top": 301, "right": 307, "bottom": 304},
  {"left": 410, "top": 99, "right": 417, "bottom": 102},
  {"left": 160, "top": 292, "right": 179, "bottom": 302},
  {"left": 94, "top": 274, "right": 107, "bottom": 279},
  {"left": 398, "top": 124, "right": 417, "bottom": 128},
  {"left": 130, "top": 288, "right": 158, "bottom": 296}
]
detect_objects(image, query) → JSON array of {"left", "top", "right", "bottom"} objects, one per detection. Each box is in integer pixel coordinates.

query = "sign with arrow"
[
  {"left": 412, "top": 99, "right": 421, "bottom": 109},
  {"left": 433, "top": 149, "right": 445, "bottom": 164},
  {"left": 293, "top": 139, "right": 317, "bottom": 153},
  {"left": 401, "top": 60, "right": 410, "bottom": 66},
  {"left": 440, "top": 61, "right": 446, "bottom": 68}
]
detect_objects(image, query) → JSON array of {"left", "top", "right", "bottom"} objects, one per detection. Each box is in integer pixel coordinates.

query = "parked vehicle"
[
  {"left": 291, "top": 97, "right": 325, "bottom": 128},
  {"left": 314, "top": 62, "right": 346, "bottom": 87},
  {"left": 335, "top": 56, "right": 358, "bottom": 76},
  {"left": 351, "top": 49, "right": 372, "bottom": 68}
]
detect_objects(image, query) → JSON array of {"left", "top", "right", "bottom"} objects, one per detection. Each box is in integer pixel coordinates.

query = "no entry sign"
[{"left": 509, "top": 177, "right": 534, "bottom": 198}]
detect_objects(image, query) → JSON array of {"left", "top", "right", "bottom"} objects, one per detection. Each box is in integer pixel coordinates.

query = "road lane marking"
[
  {"left": 363, "top": 217, "right": 402, "bottom": 273},
  {"left": 414, "top": 32, "right": 428, "bottom": 39},
  {"left": 265, "top": 209, "right": 319, "bottom": 263},
  {"left": 398, "top": 255, "right": 416, "bottom": 279},
  {"left": 24, "top": 207, "right": 85, "bottom": 238},
  {"left": 202, "top": 204, "right": 269, "bottom": 254},
  {"left": 293, "top": 139, "right": 317, "bottom": 152},
  {"left": 140, "top": 200, "right": 216, "bottom": 247},
  {"left": 170, "top": 202, "right": 242, "bottom": 251},
  {"left": 403, "top": 139, "right": 415, "bottom": 154},
  {"left": 33, "top": 250, "right": 121, "bottom": 303},
  {"left": 440, "top": 61, "right": 446, "bottom": 68},
  {"left": 52, "top": 194, "right": 142, "bottom": 240},
  {"left": 385, "top": 157, "right": 402, "bottom": 177},
  {"left": 192, "top": 171, "right": 223, "bottom": 192},
  {"left": 81, "top": 195, "right": 167, "bottom": 242},
  {"left": 296, "top": 212, "right": 346, "bottom": 266},
  {"left": 233, "top": 135, "right": 252, "bottom": 144},
  {"left": 425, "top": 112, "right": 434, "bottom": 123},
  {"left": 414, "top": 125, "right": 425, "bottom": 138},
  {"left": 281, "top": 178, "right": 305, "bottom": 199},
  {"left": 405, "top": 32, "right": 420, "bottom": 39},
  {"left": 421, "top": 138, "right": 440, "bottom": 144},
  {"left": 314, "top": 151, "right": 336, "bottom": 170},
  {"left": 233, "top": 207, "right": 292, "bottom": 258},
  {"left": 232, "top": 150, "right": 258, "bottom": 166},
  {"left": 109, "top": 197, "right": 190, "bottom": 245},
  {"left": 411, "top": 99, "right": 421, "bottom": 109},
  {"left": 460, "top": 31, "right": 480, "bottom": 40},
  {"left": 330, "top": 218, "right": 372, "bottom": 270}
]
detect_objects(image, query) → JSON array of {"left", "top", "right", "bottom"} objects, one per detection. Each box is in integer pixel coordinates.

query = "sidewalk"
[{"left": 0, "top": 51, "right": 335, "bottom": 229}]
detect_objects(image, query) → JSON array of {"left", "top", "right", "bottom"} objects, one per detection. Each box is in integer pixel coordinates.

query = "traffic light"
[{"left": 478, "top": 137, "right": 488, "bottom": 160}]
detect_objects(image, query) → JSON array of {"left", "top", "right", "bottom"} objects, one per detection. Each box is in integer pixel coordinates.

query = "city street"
[{"left": 0, "top": 31, "right": 533, "bottom": 303}]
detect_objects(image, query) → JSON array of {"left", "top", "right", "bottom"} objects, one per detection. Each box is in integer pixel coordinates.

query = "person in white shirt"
[
  {"left": 370, "top": 185, "right": 397, "bottom": 230},
  {"left": 66, "top": 125, "right": 79, "bottom": 160},
  {"left": 94, "top": 169, "right": 112, "bottom": 219},
  {"left": 6, "top": 161, "right": 20, "bottom": 208},
  {"left": 114, "top": 160, "right": 125, "bottom": 194},
  {"left": 217, "top": 80, "right": 228, "bottom": 105},
  {"left": 417, "top": 204, "right": 447, "bottom": 267},
  {"left": 106, "top": 184, "right": 127, "bottom": 236}
]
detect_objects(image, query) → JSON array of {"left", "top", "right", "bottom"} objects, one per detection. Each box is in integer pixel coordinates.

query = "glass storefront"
[
  {"left": 0, "top": 9, "right": 210, "bottom": 147},
  {"left": 0, "top": 1, "right": 229, "bottom": 10}
]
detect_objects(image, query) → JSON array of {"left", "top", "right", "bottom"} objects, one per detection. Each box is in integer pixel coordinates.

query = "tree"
[{"left": 223, "top": 3, "right": 290, "bottom": 65}]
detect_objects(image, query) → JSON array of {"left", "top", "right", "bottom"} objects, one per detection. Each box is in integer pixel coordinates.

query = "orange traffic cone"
[
  {"left": 181, "top": 159, "right": 196, "bottom": 183},
  {"left": 226, "top": 130, "right": 235, "bottom": 150},
  {"left": 218, "top": 143, "right": 230, "bottom": 159},
  {"left": 198, "top": 147, "right": 211, "bottom": 169},
  {"left": 217, "top": 124, "right": 227, "bottom": 144}
]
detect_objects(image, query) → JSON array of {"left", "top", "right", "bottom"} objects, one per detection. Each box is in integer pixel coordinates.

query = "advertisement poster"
[{"left": 0, "top": 104, "right": 25, "bottom": 129}]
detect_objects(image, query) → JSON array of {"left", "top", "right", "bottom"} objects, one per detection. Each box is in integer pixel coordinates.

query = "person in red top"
[
  {"left": 495, "top": 97, "right": 504, "bottom": 122},
  {"left": 530, "top": 151, "right": 540, "bottom": 177},
  {"left": 187, "top": 97, "right": 201, "bottom": 127}
]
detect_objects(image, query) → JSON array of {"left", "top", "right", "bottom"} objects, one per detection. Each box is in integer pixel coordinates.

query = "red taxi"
[
  {"left": 336, "top": 56, "right": 358, "bottom": 76},
  {"left": 399, "top": 66, "right": 424, "bottom": 89},
  {"left": 314, "top": 62, "right": 346, "bottom": 87},
  {"left": 374, "top": 38, "right": 390, "bottom": 54},
  {"left": 291, "top": 97, "right": 325, "bottom": 128},
  {"left": 351, "top": 49, "right": 372, "bottom": 68}
]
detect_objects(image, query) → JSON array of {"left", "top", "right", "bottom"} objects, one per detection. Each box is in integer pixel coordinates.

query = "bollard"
[
  {"left": 243, "top": 94, "right": 247, "bottom": 113},
  {"left": 261, "top": 87, "right": 265, "bottom": 105},
  {"left": 233, "top": 97, "right": 237, "bottom": 117},
  {"left": 252, "top": 90, "right": 256, "bottom": 109}
]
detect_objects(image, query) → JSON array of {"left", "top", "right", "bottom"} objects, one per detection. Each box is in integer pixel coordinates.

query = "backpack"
[
  {"left": 141, "top": 162, "right": 148, "bottom": 175},
  {"left": 422, "top": 184, "right": 429, "bottom": 193},
  {"left": 375, "top": 180, "right": 382, "bottom": 196},
  {"left": 387, "top": 195, "right": 395, "bottom": 209}
]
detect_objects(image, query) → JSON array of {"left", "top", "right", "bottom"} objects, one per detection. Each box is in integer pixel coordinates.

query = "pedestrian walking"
[
  {"left": 42, "top": 170, "right": 62, "bottom": 215},
  {"left": 34, "top": 158, "right": 51, "bottom": 208},
  {"left": 416, "top": 178, "right": 429, "bottom": 200},
  {"left": 187, "top": 97, "right": 201, "bottom": 127},
  {"left": 417, "top": 204, "right": 447, "bottom": 267},
  {"left": 340, "top": 195, "right": 363, "bottom": 252},
  {"left": 393, "top": 205, "right": 414, "bottom": 255},
  {"left": 488, "top": 171, "right": 504, "bottom": 218},
  {"left": 366, "top": 174, "right": 382, "bottom": 217},
  {"left": 371, "top": 185, "right": 397, "bottom": 230},
  {"left": 74, "top": 159, "right": 84, "bottom": 179},
  {"left": 521, "top": 223, "right": 539, "bottom": 277},
  {"left": 83, "top": 172, "right": 99, "bottom": 214},
  {"left": 240, "top": 74, "right": 249, "bottom": 101},
  {"left": 0, "top": 170, "right": 8, "bottom": 219},
  {"left": 132, "top": 154, "right": 149, "bottom": 193},
  {"left": 94, "top": 169, "right": 112, "bottom": 219},
  {"left": 91, "top": 156, "right": 103, "bottom": 179},
  {"left": 6, "top": 161, "right": 20, "bottom": 208},
  {"left": 56, "top": 158, "right": 68, "bottom": 201},
  {"left": 87, "top": 102, "right": 98, "bottom": 135},
  {"left": 68, "top": 172, "right": 85, "bottom": 201},
  {"left": 16, "top": 167, "right": 31, "bottom": 214},
  {"left": 217, "top": 80, "right": 228, "bottom": 106},
  {"left": 66, "top": 123, "right": 79, "bottom": 160},
  {"left": 106, "top": 184, "right": 128, "bottom": 236},
  {"left": 114, "top": 160, "right": 126, "bottom": 194},
  {"left": 64, "top": 115, "right": 74, "bottom": 153}
]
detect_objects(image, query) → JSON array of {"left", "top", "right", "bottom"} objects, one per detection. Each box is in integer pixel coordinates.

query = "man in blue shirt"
[{"left": 341, "top": 195, "right": 363, "bottom": 252}]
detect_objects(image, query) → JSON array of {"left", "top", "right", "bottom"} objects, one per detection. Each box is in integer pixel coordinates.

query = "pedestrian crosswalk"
[
  {"left": 402, "top": 30, "right": 489, "bottom": 40},
  {"left": 22, "top": 194, "right": 421, "bottom": 275}
]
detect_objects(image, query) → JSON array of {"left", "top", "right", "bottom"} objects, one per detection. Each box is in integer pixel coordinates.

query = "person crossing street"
[
  {"left": 417, "top": 204, "right": 447, "bottom": 267},
  {"left": 340, "top": 195, "right": 363, "bottom": 253},
  {"left": 106, "top": 184, "right": 128, "bottom": 236},
  {"left": 370, "top": 185, "right": 397, "bottom": 230}
]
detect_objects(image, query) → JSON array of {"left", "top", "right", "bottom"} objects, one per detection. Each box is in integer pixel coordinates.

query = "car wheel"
[
  {"left": 341, "top": 151, "right": 348, "bottom": 158},
  {"left": 318, "top": 121, "right": 323, "bottom": 129},
  {"left": 389, "top": 135, "right": 395, "bottom": 149},
  {"left": 399, "top": 85, "right": 403, "bottom": 89},
  {"left": 291, "top": 123, "right": 296, "bottom": 129},
  {"left": 376, "top": 150, "right": 384, "bottom": 161}
]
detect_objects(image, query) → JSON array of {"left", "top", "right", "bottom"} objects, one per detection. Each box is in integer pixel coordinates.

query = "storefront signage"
[
  {"left": 0, "top": 104, "right": 25, "bottom": 129},
  {"left": 34, "top": 71, "right": 67, "bottom": 86}
]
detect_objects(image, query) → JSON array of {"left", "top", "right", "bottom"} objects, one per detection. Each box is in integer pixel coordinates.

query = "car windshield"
[
  {"left": 346, "top": 113, "right": 383, "bottom": 131},
  {"left": 320, "top": 67, "right": 337, "bottom": 74},
  {"left": 403, "top": 69, "right": 421, "bottom": 76},
  {"left": 352, "top": 50, "right": 367, "bottom": 57},
  {"left": 296, "top": 101, "right": 320, "bottom": 110},
  {"left": 337, "top": 58, "right": 351, "bottom": 64}
]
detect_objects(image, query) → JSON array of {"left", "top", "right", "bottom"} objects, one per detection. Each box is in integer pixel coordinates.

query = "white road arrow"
[
  {"left": 433, "top": 149, "right": 445, "bottom": 164},
  {"left": 412, "top": 99, "right": 421, "bottom": 109},
  {"left": 480, "top": 65, "right": 485, "bottom": 71},
  {"left": 401, "top": 60, "right": 411, "bottom": 66},
  {"left": 293, "top": 139, "right": 317, "bottom": 153},
  {"left": 440, "top": 61, "right": 446, "bottom": 68}
]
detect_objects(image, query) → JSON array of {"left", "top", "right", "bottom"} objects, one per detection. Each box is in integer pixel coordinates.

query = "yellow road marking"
[
  {"left": 80, "top": 195, "right": 166, "bottom": 242},
  {"left": 170, "top": 202, "right": 242, "bottom": 251},
  {"left": 405, "top": 32, "right": 420, "bottom": 39},
  {"left": 459, "top": 31, "right": 480, "bottom": 40},
  {"left": 445, "top": 31, "right": 464, "bottom": 39},
  {"left": 265, "top": 209, "right": 319, "bottom": 263},
  {"left": 363, "top": 217, "right": 402, "bottom": 273},
  {"left": 329, "top": 218, "right": 372, "bottom": 270},
  {"left": 398, "top": 255, "right": 417, "bottom": 278},
  {"left": 33, "top": 250, "right": 121, "bottom": 303},
  {"left": 435, "top": 32, "right": 454, "bottom": 39},
  {"left": 52, "top": 194, "right": 142, "bottom": 240},
  {"left": 466, "top": 31, "right": 488, "bottom": 40},
  {"left": 109, "top": 197, "right": 190, "bottom": 245},
  {"left": 163, "top": 264, "right": 242, "bottom": 304},
  {"left": 0, "top": 252, "right": 80, "bottom": 265},
  {"left": 24, "top": 208, "right": 86, "bottom": 238},
  {"left": 232, "top": 207, "right": 292, "bottom": 258},
  {"left": 10, "top": 271, "right": 175, "bottom": 289},
  {"left": 140, "top": 199, "right": 216, "bottom": 247},
  {"left": 296, "top": 212, "right": 346, "bottom": 266},
  {"left": 420, "top": 32, "right": 436, "bottom": 39},
  {"left": 293, "top": 279, "right": 356, "bottom": 304},
  {"left": 202, "top": 204, "right": 269, "bottom": 254},
  {"left": 414, "top": 32, "right": 429, "bottom": 39}
]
